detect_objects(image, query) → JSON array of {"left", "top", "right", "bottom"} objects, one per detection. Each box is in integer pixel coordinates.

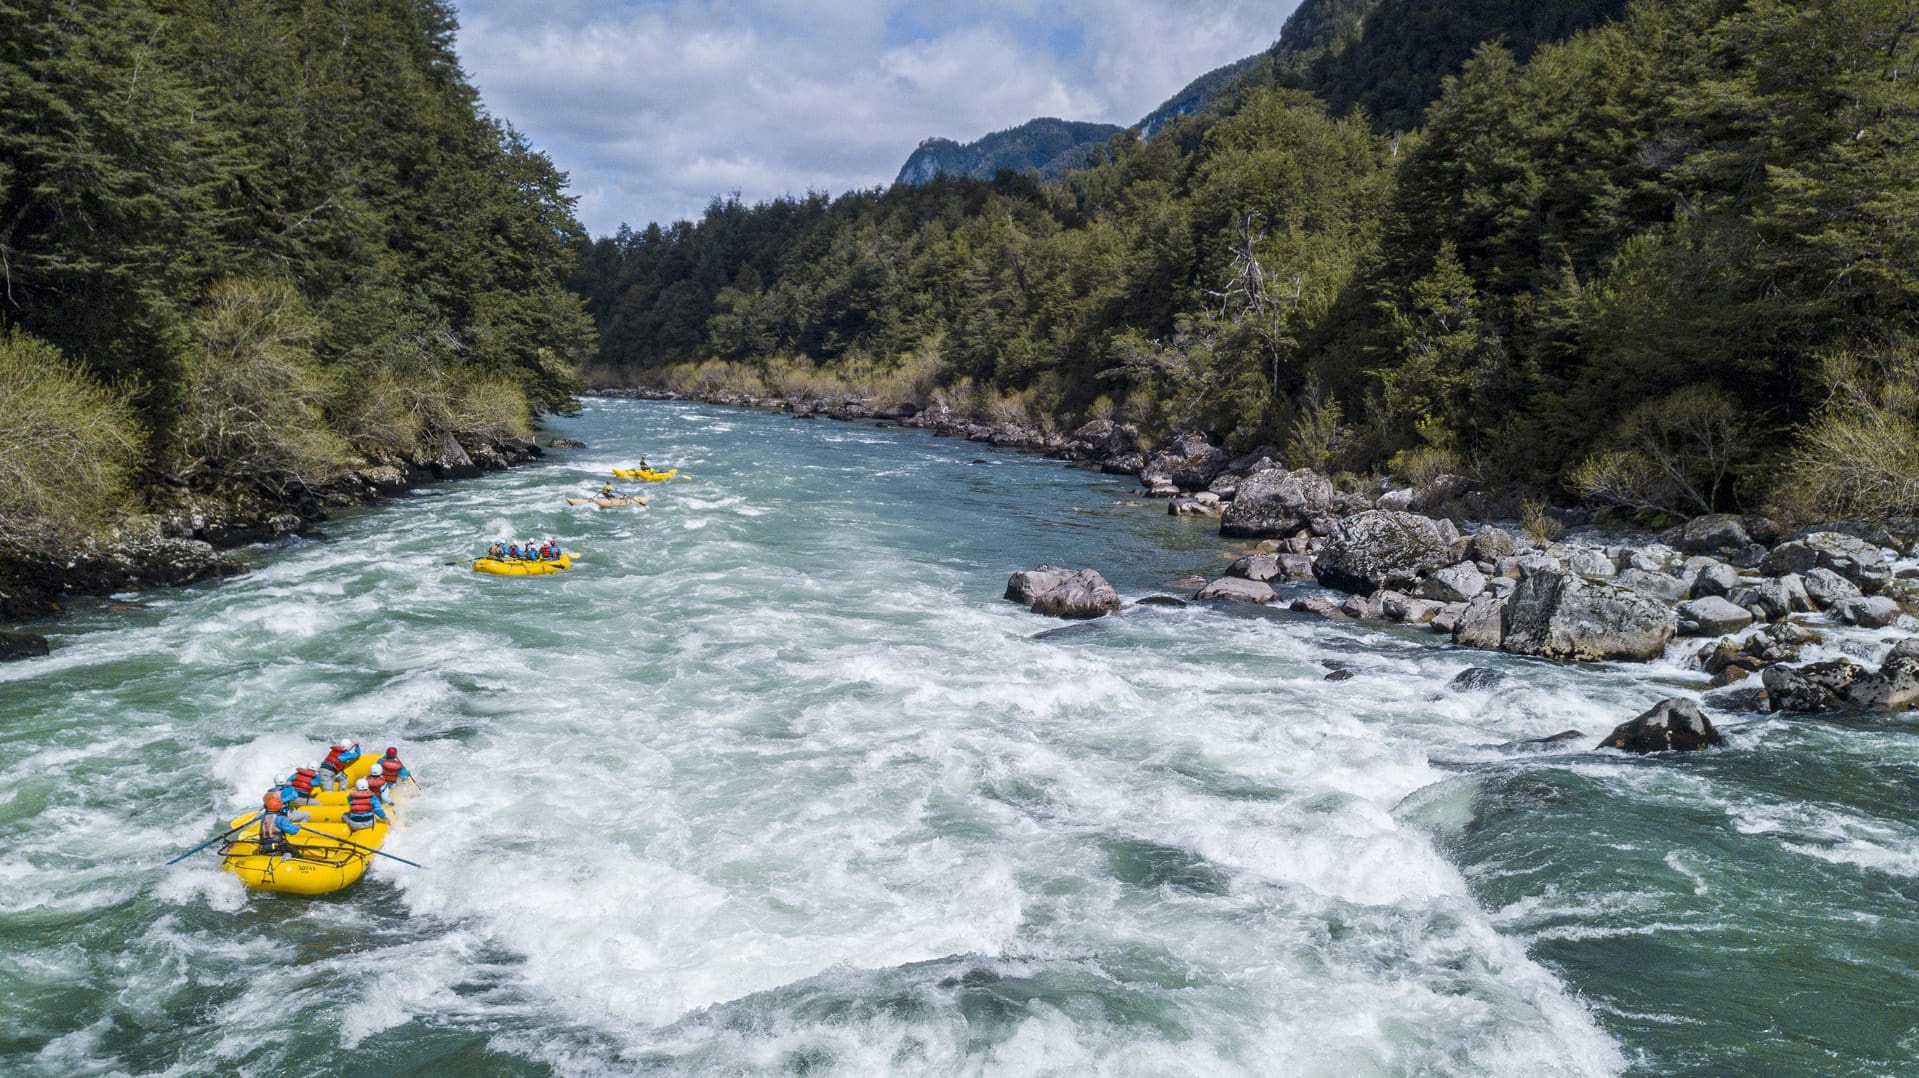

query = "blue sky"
[{"left": 450, "top": 1, "right": 1302, "bottom": 236}]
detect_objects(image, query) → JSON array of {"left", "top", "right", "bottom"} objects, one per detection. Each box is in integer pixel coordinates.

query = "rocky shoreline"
[
  {"left": 595, "top": 385, "right": 1919, "bottom": 744},
  {"left": 0, "top": 430, "right": 552, "bottom": 637}
]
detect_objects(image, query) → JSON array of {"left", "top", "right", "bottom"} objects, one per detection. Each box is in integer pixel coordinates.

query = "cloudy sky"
[{"left": 450, "top": 0, "right": 1302, "bottom": 236}]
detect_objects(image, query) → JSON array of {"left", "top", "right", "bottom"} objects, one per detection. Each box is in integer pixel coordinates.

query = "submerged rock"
[
  {"left": 0, "top": 631, "right": 49, "bottom": 662},
  {"left": 1598, "top": 698, "right": 1725, "bottom": 753},
  {"left": 1004, "top": 566, "right": 1122, "bottom": 620},
  {"left": 1448, "top": 667, "right": 1507, "bottom": 692}
]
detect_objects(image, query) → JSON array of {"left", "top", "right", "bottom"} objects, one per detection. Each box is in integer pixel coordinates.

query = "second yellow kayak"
[{"left": 612, "top": 467, "right": 678, "bottom": 481}]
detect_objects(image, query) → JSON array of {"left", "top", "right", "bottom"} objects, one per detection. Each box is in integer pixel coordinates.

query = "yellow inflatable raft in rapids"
[
  {"left": 221, "top": 818, "right": 391, "bottom": 895},
  {"left": 472, "top": 553, "right": 572, "bottom": 576},
  {"left": 611, "top": 467, "right": 678, "bottom": 481},
  {"left": 566, "top": 495, "right": 650, "bottom": 508}
]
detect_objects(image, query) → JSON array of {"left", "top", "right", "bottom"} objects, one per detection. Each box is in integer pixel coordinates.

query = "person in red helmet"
[{"left": 377, "top": 746, "right": 412, "bottom": 786}]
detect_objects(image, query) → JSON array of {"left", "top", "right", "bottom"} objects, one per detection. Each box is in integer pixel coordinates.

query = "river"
[{"left": 2, "top": 399, "right": 1915, "bottom": 1075}]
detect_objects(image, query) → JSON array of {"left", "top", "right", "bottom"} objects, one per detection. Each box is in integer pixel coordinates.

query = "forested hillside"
[
  {"left": 575, "top": 0, "right": 1919, "bottom": 521},
  {"left": 0, "top": 0, "right": 593, "bottom": 545}
]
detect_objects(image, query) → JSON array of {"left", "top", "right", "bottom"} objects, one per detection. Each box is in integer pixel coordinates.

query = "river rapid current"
[{"left": 3, "top": 400, "right": 1916, "bottom": 1075}]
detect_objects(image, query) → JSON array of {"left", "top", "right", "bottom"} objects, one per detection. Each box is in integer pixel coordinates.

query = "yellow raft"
[
  {"left": 473, "top": 553, "right": 572, "bottom": 576},
  {"left": 612, "top": 467, "right": 678, "bottom": 481},
  {"left": 221, "top": 818, "right": 391, "bottom": 895},
  {"left": 566, "top": 496, "right": 650, "bottom": 508}
]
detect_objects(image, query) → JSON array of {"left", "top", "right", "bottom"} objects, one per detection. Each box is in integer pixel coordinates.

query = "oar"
[
  {"left": 166, "top": 811, "right": 262, "bottom": 864},
  {"left": 323, "top": 830, "right": 425, "bottom": 869}
]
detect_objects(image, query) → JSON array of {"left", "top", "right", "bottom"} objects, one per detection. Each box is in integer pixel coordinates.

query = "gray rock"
[
  {"left": 1277, "top": 553, "right": 1317, "bottom": 582},
  {"left": 1069, "top": 419, "right": 1139, "bottom": 461},
  {"left": 1598, "top": 698, "right": 1725, "bottom": 753},
  {"left": 1005, "top": 566, "right": 1122, "bottom": 620},
  {"left": 1339, "top": 592, "right": 1382, "bottom": 619},
  {"left": 1195, "top": 577, "right": 1278, "bottom": 604},
  {"left": 1889, "top": 637, "right": 1919, "bottom": 662},
  {"left": 1623, "top": 544, "right": 1682, "bottom": 574},
  {"left": 1729, "top": 576, "right": 1815, "bottom": 622},
  {"left": 1676, "top": 596, "right": 1755, "bottom": 637},
  {"left": 1168, "top": 495, "right": 1222, "bottom": 518},
  {"left": 1226, "top": 553, "right": 1282, "bottom": 582},
  {"left": 1380, "top": 592, "right": 1443, "bottom": 624},
  {"left": 1376, "top": 488, "right": 1416, "bottom": 511},
  {"left": 1430, "top": 602, "right": 1468, "bottom": 634},
  {"left": 1219, "top": 468, "right": 1336, "bottom": 539},
  {"left": 1801, "top": 567, "right": 1863, "bottom": 610},
  {"left": 1503, "top": 569, "right": 1678, "bottom": 663},
  {"left": 1762, "top": 532, "right": 1892, "bottom": 593},
  {"left": 1833, "top": 594, "right": 1902, "bottom": 628},
  {"left": 1448, "top": 667, "right": 1507, "bottom": 691},
  {"left": 1674, "top": 513, "right": 1752, "bottom": 557},
  {"left": 1452, "top": 593, "right": 1507, "bottom": 650},
  {"left": 1314, "top": 511, "right": 1456, "bottom": 595},
  {"left": 1566, "top": 546, "right": 1617, "bottom": 579},
  {"left": 0, "top": 631, "right": 49, "bottom": 662},
  {"left": 1616, "top": 568, "right": 1690, "bottom": 602},
  {"left": 1762, "top": 659, "right": 1874, "bottom": 712},
  {"left": 1467, "top": 526, "right": 1516, "bottom": 562},
  {"left": 1419, "top": 562, "right": 1487, "bottom": 604},
  {"left": 1690, "top": 561, "right": 1740, "bottom": 599},
  {"left": 1134, "top": 595, "right": 1188, "bottom": 608},
  {"left": 1702, "top": 686, "right": 1770, "bottom": 713},
  {"left": 1141, "top": 432, "right": 1226, "bottom": 492},
  {"left": 1289, "top": 594, "right": 1348, "bottom": 620}
]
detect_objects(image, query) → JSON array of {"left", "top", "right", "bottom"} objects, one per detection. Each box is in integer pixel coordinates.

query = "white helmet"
[{"left": 354, "top": 778, "right": 369, "bottom": 791}]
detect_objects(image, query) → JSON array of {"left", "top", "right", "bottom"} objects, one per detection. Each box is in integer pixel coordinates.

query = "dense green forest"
[
  {"left": 0, "top": 0, "right": 593, "bottom": 542},
  {"left": 573, "top": 0, "right": 1919, "bottom": 521}
]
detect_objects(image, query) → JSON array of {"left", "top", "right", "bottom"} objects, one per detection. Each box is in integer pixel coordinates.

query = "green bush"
[
  {"left": 1774, "top": 344, "right": 1919, "bottom": 522},
  {"left": 0, "top": 330, "right": 141, "bottom": 541}
]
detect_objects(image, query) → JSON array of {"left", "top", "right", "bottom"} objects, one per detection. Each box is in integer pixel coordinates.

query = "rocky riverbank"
[
  {"left": 0, "top": 431, "right": 551, "bottom": 633},
  {"left": 595, "top": 387, "right": 1919, "bottom": 736}
]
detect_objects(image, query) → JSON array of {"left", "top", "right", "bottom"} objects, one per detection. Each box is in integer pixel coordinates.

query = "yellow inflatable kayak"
[
  {"left": 221, "top": 818, "right": 390, "bottom": 895},
  {"left": 566, "top": 496, "right": 650, "bottom": 508},
  {"left": 473, "top": 553, "right": 572, "bottom": 576},
  {"left": 612, "top": 467, "right": 678, "bottom": 481}
]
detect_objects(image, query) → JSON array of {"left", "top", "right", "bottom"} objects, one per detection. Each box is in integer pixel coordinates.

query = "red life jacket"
[
  {"left": 290, "top": 770, "right": 316, "bottom": 795},
  {"left": 347, "top": 790, "right": 374, "bottom": 816},
  {"left": 322, "top": 746, "right": 347, "bottom": 770},
  {"left": 381, "top": 758, "right": 403, "bottom": 781}
]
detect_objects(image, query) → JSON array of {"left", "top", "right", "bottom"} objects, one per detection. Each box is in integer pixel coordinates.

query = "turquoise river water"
[{"left": 2, "top": 399, "right": 1916, "bottom": 1075}]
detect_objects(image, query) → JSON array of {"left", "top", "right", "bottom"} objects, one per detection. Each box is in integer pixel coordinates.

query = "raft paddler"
[
  {"left": 376, "top": 746, "right": 411, "bottom": 786},
  {"left": 343, "top": 778, "right": 388, "bottom": 831},
  {"left": 318, "top": 738, "right": 362, "bottom": 791},
  {"left": 257, "top": 790, "right": 311, "bottom": 856},
  {"left": 282, "top": 765, "right": 321, "bottom": 804},
  {"left": 600, "top": 482, "right": 616, "bottom": 498}
]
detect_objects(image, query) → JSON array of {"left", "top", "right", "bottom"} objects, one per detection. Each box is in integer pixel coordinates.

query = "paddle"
[
  {"left": 324, "top": 830, "right": 425, "bottom": 869},
  {"left": 166, "top": 811, "right": 263, "bottom": 865}
]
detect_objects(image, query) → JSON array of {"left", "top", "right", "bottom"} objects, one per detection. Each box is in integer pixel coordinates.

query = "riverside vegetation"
[
  {"left": 0, "top": 0, "right": 594, "bottom": 619},
  {"left": 572, "top": 0, "right": 1919, "bottom": 531}
]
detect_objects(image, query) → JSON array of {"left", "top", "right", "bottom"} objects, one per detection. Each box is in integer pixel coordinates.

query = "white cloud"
[{"left": 451, "top": 0, "right": 1302, "bottom": 234}]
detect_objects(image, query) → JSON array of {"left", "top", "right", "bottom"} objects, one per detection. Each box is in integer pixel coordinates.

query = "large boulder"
[
  {"left": 1598, "top": 698, "right": 1725, "bottom": 753},
  {"left": 1466, "top": 526, "right": 1516, "bottom": 563},
  {"left": 1800, "top": 567, "right": 1863, "bottom": 610},
  {"left": 1314, "top": 510, "right": 1456, "bottom": 595},
  {"left": 1689, "top": 560, "right": 1740, "bottom": 599},
  {"left": 1418, "top": 562, "right": 1487, "bottom": 604},
  {"left": 1763, "top": 658, "right": 1878, "bottom": 712},
  {"left": 0, "top": 630, "right": 49, "bottom": 662},
  {"left": 1833, "top": 595, "right": 1902, "bottom": 629},
  {"left": 1219, "top": 468, "right": 1336, "bottom": 539},
  {"left": 1140, "top": 433, "right": 1225, "bottom": 492},
  {"left": 1069, "top": 419, "right": 1139, "bottom": 462},
  {"left": 1672, "top": 514, "right": 1753, "bottom": 559},
  {"left": 1452, "top": 593, "right": 1507, "bottom": 650},
  {"left": 1762, "top": 532, "right": 1892, "bottom": 593},
  {"left": 1502, "top": 569, "right": 1678, "bottom": 663},
  {"left": 1195, "top": 577, "right": 1278, "bottom": 604},
  {"left": 1676, "top": 596, "right": 1754, "bottom": 637},
  {"left": 1004, "top": 566, "right": 1122, "bottom": 620},
  {"left": 1225, "top": 553, "right": 1282, "bottom": 582}
]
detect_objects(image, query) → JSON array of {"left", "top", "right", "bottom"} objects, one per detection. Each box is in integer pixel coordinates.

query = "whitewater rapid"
[{"left": 5, "top": 399, "right": 1916, "bottom": 1074}]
